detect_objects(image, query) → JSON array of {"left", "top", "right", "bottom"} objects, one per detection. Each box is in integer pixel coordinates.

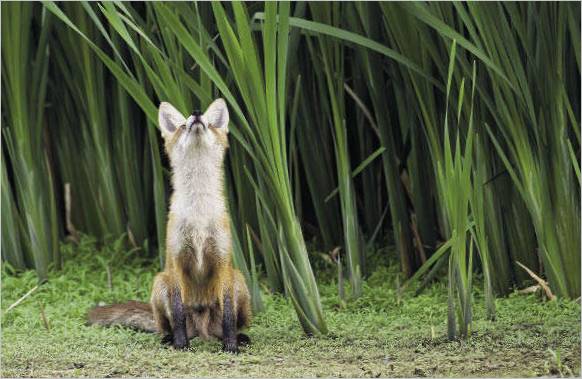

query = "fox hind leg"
[{"left": 151, "top": 273, "right": 172, "bottom": 342}]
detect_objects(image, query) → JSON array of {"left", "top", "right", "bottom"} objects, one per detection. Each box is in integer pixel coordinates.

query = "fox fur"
[{"left": 87, "top": 99, "right": 251, "bottom": 353}]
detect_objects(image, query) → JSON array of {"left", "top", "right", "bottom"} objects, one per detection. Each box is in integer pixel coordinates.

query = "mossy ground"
[{"left": 2, "top": 236, "right": 580, "bottom": 377}]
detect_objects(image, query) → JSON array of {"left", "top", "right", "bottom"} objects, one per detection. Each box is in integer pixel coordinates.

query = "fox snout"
[{"left": 186, "top": 110, "right": 206, "bottom": 133}]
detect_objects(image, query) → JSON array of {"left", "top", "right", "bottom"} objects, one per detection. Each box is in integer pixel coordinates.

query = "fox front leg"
[
  {"left": 221, "top": 290, "right": 238, "bottom": 353},
  {"left": 171, "top": 288, "right": 189, "bottom": 350}
]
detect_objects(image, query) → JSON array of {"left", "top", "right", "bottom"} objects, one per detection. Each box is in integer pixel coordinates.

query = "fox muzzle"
[{"left": 186, "top": 110, "right": 206, "bottom": 132}]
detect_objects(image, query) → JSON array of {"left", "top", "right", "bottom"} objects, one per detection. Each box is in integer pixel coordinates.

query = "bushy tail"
[{"left": 87, "top": 301, "right": 157, "bottom": 333}]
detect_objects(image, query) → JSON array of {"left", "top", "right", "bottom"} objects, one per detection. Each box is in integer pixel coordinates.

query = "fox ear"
[
  {"left": 158, "top": 102, "right": 186, "bottom": 139},
  {"left": 204, "top": 98, "right": 229, "bottom": 132}
]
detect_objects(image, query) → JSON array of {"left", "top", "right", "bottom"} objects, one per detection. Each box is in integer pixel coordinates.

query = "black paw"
[
  {"left": 173, "top": 334, "right": 189, "bottom": 350},
  {"left": 161, "top": 334, "right": 173, "bottom": 345},
  {"left": 222, "top": 341, "right": 239, "bottom": 354},
  {"left": 237, "top": 333, "right": 251, "bottom": 346}
]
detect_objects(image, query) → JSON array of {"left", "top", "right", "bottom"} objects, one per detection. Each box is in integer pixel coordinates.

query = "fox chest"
[
  {"left": 179, "top": 228, "right": 216, "bottom": 279},
  {"left": 167, "top": 198, "right": 231, "bottom": 276},
  {"left": 169, "top": 220, "right": 227, "bottom": 270}
]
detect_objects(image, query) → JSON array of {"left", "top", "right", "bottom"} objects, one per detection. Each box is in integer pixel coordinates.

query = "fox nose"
[
  {"left": 190, "top": 110, "right": 205, "bottom": 131},
  {"left": 187, "top": 110, "right": 206, "bottom": 131},
  {"left": 192, "top": 110, "right": 202, "bottom": 123}
]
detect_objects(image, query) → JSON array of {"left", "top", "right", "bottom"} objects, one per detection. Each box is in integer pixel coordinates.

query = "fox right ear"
[{"left": 158, "top": 102, "right": 186, "bottom": 139}]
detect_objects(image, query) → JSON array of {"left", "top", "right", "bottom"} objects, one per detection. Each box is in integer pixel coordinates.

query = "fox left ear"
[
  {"left": 158, "top": 102, "right": 186, "bottom": 139},
  {"left": 204, "top": 98, "right": 229, "bottom": 132}
]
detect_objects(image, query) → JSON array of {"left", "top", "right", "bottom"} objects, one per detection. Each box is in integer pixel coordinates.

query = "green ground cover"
[{"left": 2, "top": 237, "right": 580, "bottom": 377}]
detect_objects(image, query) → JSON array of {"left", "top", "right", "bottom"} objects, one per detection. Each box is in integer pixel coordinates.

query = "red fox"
[{"left": 88, "top": 99, "right": 251, "bottom": 353}]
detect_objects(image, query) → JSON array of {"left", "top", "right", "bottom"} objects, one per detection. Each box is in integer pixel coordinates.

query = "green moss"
[{"left": 2, "top": 237, "right": 580, "bottom": 377}]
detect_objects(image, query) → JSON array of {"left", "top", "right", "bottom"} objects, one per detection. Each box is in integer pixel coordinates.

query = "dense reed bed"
[{"left": 2, "top": 2, "right": 580, "bottom": 338}]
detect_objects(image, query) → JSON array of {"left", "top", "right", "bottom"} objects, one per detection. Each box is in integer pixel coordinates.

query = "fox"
[{"left": 88, "top": 98, "right": 251, "bottom": 353}]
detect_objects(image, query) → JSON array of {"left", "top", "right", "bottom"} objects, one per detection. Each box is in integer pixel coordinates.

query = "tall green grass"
[
  {"left": 1, "top": 3, "right": 59, "bottom": 280},
  {"left": 2, "top": 2, "right": 579, "bottom": 337},
  {"left": 308, "top": 2, "right": 364, "bottom": 298}
]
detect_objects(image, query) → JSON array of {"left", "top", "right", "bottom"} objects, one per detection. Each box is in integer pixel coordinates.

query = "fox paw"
[
  {"left": 161, "top": 334, "right": 173, "bottom": 345},
  {"left": 222, "top": 341, "right": 239, "bottom": 354},
  {"left": 172, "top": 334, "right": 189, "bottom": 350},
  {"left": 237, "top": 333, "right": 251, "bottom": 346}
]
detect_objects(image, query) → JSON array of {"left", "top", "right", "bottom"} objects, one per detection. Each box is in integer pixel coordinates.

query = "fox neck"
[{"left": 170, "top": 147, "right": 226, "bottom": 226}]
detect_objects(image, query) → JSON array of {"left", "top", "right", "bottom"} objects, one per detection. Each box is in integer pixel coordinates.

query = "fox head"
[{"left": 158, "top": 98, "right": 229, "bottom": 166}]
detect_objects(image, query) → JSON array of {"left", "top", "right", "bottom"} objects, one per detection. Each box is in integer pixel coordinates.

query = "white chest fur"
[{"left": 167, "top": 145, "right": 229, "bottom": 271}]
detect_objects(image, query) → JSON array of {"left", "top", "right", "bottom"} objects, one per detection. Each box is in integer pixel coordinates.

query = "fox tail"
[{"left": 87, "top": 301, "right": 157, "bottom": 333}]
